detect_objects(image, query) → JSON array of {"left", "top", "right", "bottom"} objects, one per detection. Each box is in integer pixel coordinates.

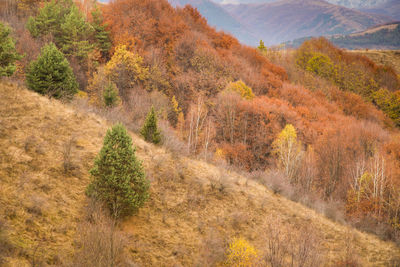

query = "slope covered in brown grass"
[
  {"left": 0, "top": 82, "right": 399, "bottom": 266},
  {"left": 349, "top": 49, "right": 400, "bottom": 74}
]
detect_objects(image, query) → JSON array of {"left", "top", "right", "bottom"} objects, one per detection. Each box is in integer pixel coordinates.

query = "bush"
[
  {"left": 140, "top": 106, "right": 161, "bottom": 144},
  {"left": 225, "top": 237, "right": 258, "bottom": 266},
  {"left": 87, "top": 123, "right": 150, "bottom": 219},
  {"left": 0, "top": 22, "right": 22, "bottom": 77},
  {"left": 26, "top": 43, "right": 78, "bottom": 99}
]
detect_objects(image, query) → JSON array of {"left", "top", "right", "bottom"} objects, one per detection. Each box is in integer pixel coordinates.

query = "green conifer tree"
[
  {"left": 26, "top": 0, "right": 68, "bottom": 38},
  {"left": 26, "top": 43, "right": 78, "bottom": 99},
  {"left": 140, "top": 106, "right": 161, "bottom": 144},
  {"left": 87, "top": 123, "right": 150, "bottom": 219},
  {"left": 0, "top": 23, "right": 22, "bottom": 77},
  {"left": 59, "top": 5, "right": 93, "bottom": 60},
  {"left": 27, "top": 0, "right": 93, "bottom": 61},
  {"left": 90, "top": 5, "right": 112, "bottom": 59},
  {"left": 103, "top": 81, "right": 119, "bottom": 107}
]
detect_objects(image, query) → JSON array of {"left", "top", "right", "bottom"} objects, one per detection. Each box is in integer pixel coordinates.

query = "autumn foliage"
[{"left": 2, "top": 0, "right": 400, "bottom": 244}]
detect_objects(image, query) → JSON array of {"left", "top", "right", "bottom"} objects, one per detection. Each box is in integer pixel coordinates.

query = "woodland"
[{"left": 1, "top": 0, "right": 400, "bottom": 265}]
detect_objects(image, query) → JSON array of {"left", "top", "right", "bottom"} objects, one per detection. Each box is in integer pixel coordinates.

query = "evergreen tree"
[
  {"left": 103, "top": 81, "right": 119, "bottom": 107},
  {"left": 0, "top": 23, "right": 22, "bottom": 77},
  {"left": 140, "top": 106, "right": 161, "bottom": 144},
  {"left": 27, "top": 0, "right": 93, "bottom": 61},
  {"left": 59, "top": 5, "right": 93, "bottom": 60},
  {"left": 87, "top": 123, "right": 150, "bottom": 219},
  {"left": 26, "top": 0, "right": 68, "bottom": 38},
  {"left": 258, "top": 40, "right": 267, "bottom": 53},
  {"left": 90, "top": 5, "right": 112, "bottom": 59},
  {"left": 26, "top": 43, "right": 78, "bottom": 99}
]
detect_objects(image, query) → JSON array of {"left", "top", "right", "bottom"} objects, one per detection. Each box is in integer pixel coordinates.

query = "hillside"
[
  {"left": 349, "top": 49, "right": 400, "bottom": 74},
  {"left": 224, "top": 0, "right": 391, "bottom": 45},
  {"left": 1, "top": 82, "right": 400, "bottom": 265},
  {"left": 168, "top": 0, "right": 259, "bottom": 45},
  {"left": 330, "top": 22, "right": 400, "bottom": 49},
  {"left": 287, "top": 22, "right": 400, "bottom": 49}
]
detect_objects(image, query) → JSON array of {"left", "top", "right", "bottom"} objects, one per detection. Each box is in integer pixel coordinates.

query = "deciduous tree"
[{"left": 273, "top": 124, "right": 303, "bottom": 183}]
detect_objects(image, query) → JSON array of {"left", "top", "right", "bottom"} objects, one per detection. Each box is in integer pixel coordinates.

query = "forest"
[{"left": 0, "top": 0, "right": 400, "bottom": 265}]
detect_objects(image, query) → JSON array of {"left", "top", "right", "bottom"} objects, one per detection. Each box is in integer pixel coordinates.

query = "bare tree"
[{"left": 67, "top": 201, "right": 127, "bottom": 267}]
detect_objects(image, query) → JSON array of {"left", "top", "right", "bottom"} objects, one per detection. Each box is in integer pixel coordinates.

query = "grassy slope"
[
  {"left": 0, "top": 82, "right": 399, "bottom": 266},
  {"left": 348, "top": 50, "right": 400, "bottom": 74}
]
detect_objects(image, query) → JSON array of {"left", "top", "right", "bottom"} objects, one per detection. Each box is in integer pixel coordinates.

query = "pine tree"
[
  {"left": 87, "top": 123, "right": 150, "bottom": 219},
  {"left": 103, "top": 81, "right": 119, "bottom": 107},
  {"left": 26, "top": 43, "right": 78, "bottom": 99},
  {"left": 140, "top": 106, "right": 161, "bottom": 144},
  {"left": 27, "top": 0, "right": 93, "bottom": 61},
  {"left": 90, "top": 5, "right": 112, "bottom": 60},
  {"left": 58, "top": 5, "right": 94, "bottom": 60},
  {"left": 0, "top": 23, "right": 22, "bottom": 77},
  {"left": 26, "top": 0, "right": 66, "bottom": 38},
  {"left": 258, "top": 40, "right": 267, "bottom": 53}
]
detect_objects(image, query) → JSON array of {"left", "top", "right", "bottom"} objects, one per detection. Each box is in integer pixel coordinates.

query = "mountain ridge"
[
  {"left": 168, "top": 0, "right": 259, "bottom": 44},
  {"left": 224, "top": 0, "right": 392, "bottom": 45}
]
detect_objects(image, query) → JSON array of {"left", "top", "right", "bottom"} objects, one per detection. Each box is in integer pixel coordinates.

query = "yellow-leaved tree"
[
  {"left": 225, "top": 80, "right": 255, "bottom": 100},
  {"left": 225, "top": 237, "right": 258, "bottom": 266},
  {"left": 272, "top": 124, "right": 303, "bottom": 184},
  {"left": 105, "top": 45, "right": 149, "bottom": 102}
]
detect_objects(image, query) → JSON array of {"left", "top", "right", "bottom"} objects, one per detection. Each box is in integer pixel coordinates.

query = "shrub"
[
  {"left": 305, "top": 53, "right": 334, "bottom": 80},
  {"left": 140, "top": 106, "right": 161, "bottom": 144},
  {"left": 87, "top": 123, "right": 150, "bottom": 219},
  {"left": 26, "top": 43, "right": 78, "bottom": 99},
  {"left": 225, "top": 237, "right": 258, "bottom": 266},
  {"left": 0, "top": 22, "right": 22, "bottom": 77}
]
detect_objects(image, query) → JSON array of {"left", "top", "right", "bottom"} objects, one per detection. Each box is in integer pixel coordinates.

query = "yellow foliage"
[
  {"left": 171, "top": 95, "right": 181, "bottom": 114},
  {"left": 272, "top": 124, "right": 303, "bottom": 183},
  {"left": 87, "top": 66, "right": 108, "bottom": 106},
  {"left": 226, "top": 80, "right": 255, "bottom": 100},
  {"left": 225, "top": 237, "right": 258, "bottom": 267},
  {"left": 214, "top": 148, "right": 225, "bottom": 160},
  {"left": 75, "top": 90, "right": 88, "bottom": 99},
  {"left": 273, "top": 124, "right": 298, "bottom": 149},
  {"left": 105, "top": 45, "right": 149, "bottom": 87}
]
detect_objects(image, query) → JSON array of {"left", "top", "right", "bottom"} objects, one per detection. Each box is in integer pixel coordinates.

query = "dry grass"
[
  {"left": 349, "top": 50, "right": 400, "bottom": 74},
  {"left": 0, "top": 82, "right": 399, "bottom": 266}
]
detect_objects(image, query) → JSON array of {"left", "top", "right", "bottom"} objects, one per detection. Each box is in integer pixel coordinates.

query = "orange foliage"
[{"left": 102, "top": 0, "right": 286, "bottom": 107}]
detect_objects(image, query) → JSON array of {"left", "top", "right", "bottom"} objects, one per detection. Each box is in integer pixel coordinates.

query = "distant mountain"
[
  {"left": 286, "top": 22, "right": 400, "bottom": 49},
  {"left": 212, "top": 0, "right": 389, "bottom": 8},
  {"left": 168, "top": 0, "right": 259, "bottom": 45},
  {"left": 330, "top": 22, "right": 400, "bottom": 49},
  {"left": 360, "top": 0, "right": 400, "bottom": 20},
  {"left": 224, "top": 0, "right": 391, "bottom": 45},
  {"left": 325, "top": 0, "right": 389, "bottom": 8},
  {"left": 213, "top": 0, "right": 275, "bottom": 4}
]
